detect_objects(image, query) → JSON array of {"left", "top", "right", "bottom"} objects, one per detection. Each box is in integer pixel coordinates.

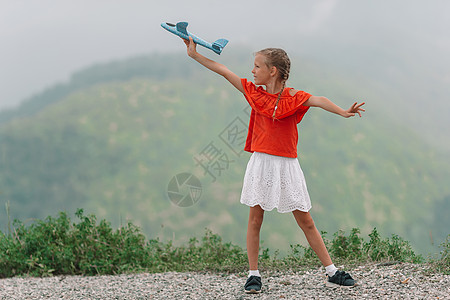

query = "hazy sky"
[{"left": 1, "top": 0, "right": 449, "bottom": 111}]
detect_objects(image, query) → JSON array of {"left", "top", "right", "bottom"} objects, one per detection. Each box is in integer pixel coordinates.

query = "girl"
[{"left": 183, "top": 37, "right": 365, "bottom": 293}]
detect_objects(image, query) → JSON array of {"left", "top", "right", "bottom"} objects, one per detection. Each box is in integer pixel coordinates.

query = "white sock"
[
  {"left": 249, "top": 270, "right": 261, "bottom": 277},
  {"left": 325, "top": 264, "right": 338, "bottom": 277}
]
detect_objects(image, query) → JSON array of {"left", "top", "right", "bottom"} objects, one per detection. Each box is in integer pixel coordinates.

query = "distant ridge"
[{"left": 0, "top": 53, "right": 190, "bottom": 125}]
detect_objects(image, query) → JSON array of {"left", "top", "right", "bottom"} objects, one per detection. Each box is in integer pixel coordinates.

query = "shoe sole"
[
  {"left": 244, "top": 289, "right": 262, "bottom": 294},
  {"left": 325, "top": 281, "right": 357, "bottom": 289}
]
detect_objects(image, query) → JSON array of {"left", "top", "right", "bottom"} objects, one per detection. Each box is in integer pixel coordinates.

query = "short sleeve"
[
  {"left": 276, "top": 90, "right": 312, "bottom": 119},
  {"left": 241, "top": 78, "right": 273, "bottom": 117},
  {"left": 241, "top": 78, "right": 258, "bottom": 95}
]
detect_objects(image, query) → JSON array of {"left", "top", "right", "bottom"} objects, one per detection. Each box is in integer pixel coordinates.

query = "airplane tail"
[{"left": 212, "top": 38, "right": 229, "bottom": 54}]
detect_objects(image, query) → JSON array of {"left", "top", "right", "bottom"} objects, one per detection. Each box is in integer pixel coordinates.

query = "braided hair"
[{"left": 256, "top": 48, "right": 291, "bottom": 119}]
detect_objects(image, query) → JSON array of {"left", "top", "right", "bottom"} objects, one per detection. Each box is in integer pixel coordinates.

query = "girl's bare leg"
[
  {"left": 292, "top": 210, "right": 332, "bottom": 266},
  {"left": 247, "top": 205, "right": 265, "bottom": 270}
]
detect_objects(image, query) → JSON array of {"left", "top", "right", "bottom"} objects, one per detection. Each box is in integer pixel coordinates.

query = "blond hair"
[{"left": 256, "top": 48, "right": 291, "bottom": 118}]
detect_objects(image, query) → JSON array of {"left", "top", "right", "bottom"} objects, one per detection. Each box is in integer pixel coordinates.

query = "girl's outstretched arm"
[
  {"left": 304, "top": 96, "right": 365, "bottom": 118},
  {"left": 183, "top": 37, "right": 244, "bottom": 94}
]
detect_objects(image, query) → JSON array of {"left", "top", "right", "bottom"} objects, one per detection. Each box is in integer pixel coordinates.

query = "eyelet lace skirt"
[{"left": 240, "top": 152, "right": 312, "bottom": 213}]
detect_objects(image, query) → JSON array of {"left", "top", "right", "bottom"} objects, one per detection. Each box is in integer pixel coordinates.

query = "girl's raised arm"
[{"left": 183, "top": 37, "right": 245, "bottom": 94}]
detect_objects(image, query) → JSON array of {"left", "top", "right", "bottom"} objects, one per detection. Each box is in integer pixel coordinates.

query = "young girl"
[{"left": 183, "top": 37, "right": 365, "bottom": 293}]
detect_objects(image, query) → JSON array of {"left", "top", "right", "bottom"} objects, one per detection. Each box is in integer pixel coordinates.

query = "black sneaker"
[
  {"left": 326, "top": 270, "right": 356, "bottom": 288},
  {"left": 244, "top": 275, "right": 262, "bottom": 294}
]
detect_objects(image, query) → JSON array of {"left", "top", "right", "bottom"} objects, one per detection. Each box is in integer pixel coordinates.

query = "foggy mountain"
[
  {"left": 1, "top": 49, "right": 449, "bottom": 256},
  {"left": 0, "top": 1, "right": 449, "bottom": 257}
]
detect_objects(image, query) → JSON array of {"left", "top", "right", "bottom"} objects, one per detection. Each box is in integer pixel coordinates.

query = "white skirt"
[{"left": 240, "top": 152, "right": 312, "bottom": 213}]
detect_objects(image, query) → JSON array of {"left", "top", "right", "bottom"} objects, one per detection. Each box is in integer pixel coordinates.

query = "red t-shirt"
[{"left": 241, "top": 78, "right": 312, "bottom": 158}]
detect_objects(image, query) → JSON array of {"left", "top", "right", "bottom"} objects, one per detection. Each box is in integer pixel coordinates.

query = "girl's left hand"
[{"left": 343, "top": 102, "right": 365, "bottom": 118}]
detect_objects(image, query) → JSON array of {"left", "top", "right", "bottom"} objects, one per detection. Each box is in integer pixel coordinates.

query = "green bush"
[
  {"left": 431, "top": 235, "right": 450, "bottom": 274},
  {"left": 363, "top": 228, "right": 423, "bottom": 263},
  {"left": 147, "top": 229, "right": 252, "bottom": 273},
  {"left": 0, "top": 210, "right": 253, "bottom": 277},
  {"left": 0, "top": 211, "right": 434, "bottom": 279},
  {"left": 286, "top": 227, "right": 423, "bottom": 266},
  {"left": 0, "top": 209, "right": 151, "bottom": 277},
  {"left": 330, "top": 228, "right": 364, "bottom": 260}
]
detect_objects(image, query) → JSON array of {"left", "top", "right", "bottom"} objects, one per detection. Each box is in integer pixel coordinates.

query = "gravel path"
[{"left": 1, "top": 263, "right": 448, "bottom": 299}]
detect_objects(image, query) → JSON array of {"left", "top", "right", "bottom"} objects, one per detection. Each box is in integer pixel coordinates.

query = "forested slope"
[{"left": 1, "top": 51, "right": 449, "bottom": 255}]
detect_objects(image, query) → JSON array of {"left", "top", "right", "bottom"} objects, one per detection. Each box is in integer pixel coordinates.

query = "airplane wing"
[{"left": 176, "top": 22, "right": 189, "bottom": 35}]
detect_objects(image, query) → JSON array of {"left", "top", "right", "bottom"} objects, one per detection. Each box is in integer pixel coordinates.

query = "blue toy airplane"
[{"left": 161, "top": 22, "right": 228, "bottom": 55}]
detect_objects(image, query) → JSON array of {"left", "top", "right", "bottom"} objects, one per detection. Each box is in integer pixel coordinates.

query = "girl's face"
[{"left": 252, "top": 54, "right": 273, "bottom": 86}]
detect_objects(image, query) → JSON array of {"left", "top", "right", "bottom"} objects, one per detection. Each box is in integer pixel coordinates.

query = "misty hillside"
[{"left": 0, "top": 51, "right": 449, "bottom": 256}]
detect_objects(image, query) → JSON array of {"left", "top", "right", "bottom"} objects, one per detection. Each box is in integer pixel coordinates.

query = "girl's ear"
[{"left": 270, "top": 66, "right": 278, "bottom": 77}]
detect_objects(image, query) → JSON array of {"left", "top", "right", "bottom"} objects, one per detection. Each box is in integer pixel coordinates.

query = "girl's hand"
[
  {"left": 342, "top": 102, "right": 365, "bottom": 118},
  {"left": 180, "top": 36, "right": 245, "bottom": 94},
  {"left": 183, "top": 36, "right": 198, "bottom": 58}
]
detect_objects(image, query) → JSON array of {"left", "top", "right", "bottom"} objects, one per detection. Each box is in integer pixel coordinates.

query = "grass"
[{"left": 0, "top": 209, "right": 447, "bottom": 278}]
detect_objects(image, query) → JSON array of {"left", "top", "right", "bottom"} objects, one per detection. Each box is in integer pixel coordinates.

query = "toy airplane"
[{"left": 161, "top": 22, "right": 228, "bottom": 55}]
